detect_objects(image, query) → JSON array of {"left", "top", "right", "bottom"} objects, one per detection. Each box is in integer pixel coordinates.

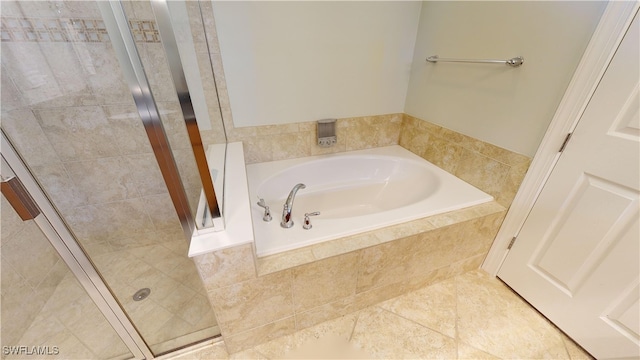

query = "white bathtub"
[{"left": 246, "top": 145, "right": 493, "bottom": 257}]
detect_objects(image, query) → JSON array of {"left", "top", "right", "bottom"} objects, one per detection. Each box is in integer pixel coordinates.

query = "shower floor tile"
[{"left": 166, "top": 269, "right": 594, "bottom": 360}]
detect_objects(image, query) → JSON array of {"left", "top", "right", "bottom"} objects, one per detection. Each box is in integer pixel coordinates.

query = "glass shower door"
[
  {"left": 1, "top": 0, "right": 220, "bottom": 356},
  {"left": 1, "top": 156, "right": 135, "bottom": 359}
]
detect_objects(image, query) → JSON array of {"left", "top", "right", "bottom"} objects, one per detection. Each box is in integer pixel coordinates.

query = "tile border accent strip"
[{"left": 0, "top": 17, "right": 160, "bottom": 43}]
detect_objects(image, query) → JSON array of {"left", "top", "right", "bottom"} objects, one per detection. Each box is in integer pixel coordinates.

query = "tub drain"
[{"left": 133, "top": 288, "right": 151, "bottom": 301}]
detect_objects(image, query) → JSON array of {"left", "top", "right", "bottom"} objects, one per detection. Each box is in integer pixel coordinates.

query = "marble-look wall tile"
[
  {"left": 454, "top": 212, "right": 506, "bottom": 260},
  {"left": 138, "top": 43, "right": 178, "bottom": 103},
  {"left": 343, "top": 114, "right": 402, "bottom": 151},
  {"left": 208, "top": 270, "right": 293, "bottom": 335},
  {"left": 157, "top": 101, "right": 192, "bottom": 151},
  {"left": 102, "top": 104, "right": 154, "bottom": 155},
  {"left": 200, "top": 204, "right": 505, "bottom": 353},
  {"left": 30, "top": 162, "right": 89, "bottom": 211},
  {"left": 63, "top": 157, "right": 140, "bottom": 204},
  {"left": 141, "top": 193, "right": 183, "bottom": 233},
  {"left": 193, "top": 244, "right": 257, "bottom": 292},
  {"left": 496, "top": 161, "right": 532, "bottom": 207},
  {"left": 1, "top": 109, "right": 59, "bottom": 167},
  {"left": 84, "top": 43, "right": 135, "bottom": 105},
  {"left": 34, "top": 106, "right": 121, "bottom": 161},
  {"left": 1, "top": 43, "right": 75, "bottom": 108},
  {"left": 63, "top": 198, "right": 156, "bottom": 245},
  {"left": 294, "top": 296, "right": 358, "bottom": 330},
  {"left": 400, "top": 114, "right": 531, "bottom": 207},
  {"left": 271, "top": 131, "right": 313, "bottom": 161},
  {"left": 4, "top": 0, "right": 101, "bottom": 19},
  {"left": 38, "top": 43, "right": 98, "bottom": 106},
  {"left": 455, "top": 149, "right": 511, "bottom": 200},
  {"left": 229, "top": 114, "right": 403, "bottom": 164},
  {"left": 124, "top": 154, "right": 167, "bottom": 197},
  {"left": 356, "top": 234, "right": 422, "bottom": 293},
  {"left": 354, "top": 281, "right": 411, "bottom": 311},
  {"left": 255, "top": 247, "right": 316, "bottom": 276},
  {"left": 1, "top": 65, "right": 25, "bottom": 111},
  {"left": 291, "top": 252, "right": 358, "bottom": 312},
  {"left": 236, "top": 112, "right": 527, "bottom": 208}
]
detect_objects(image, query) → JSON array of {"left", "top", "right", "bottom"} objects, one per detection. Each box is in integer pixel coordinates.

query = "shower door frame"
[
  {"left": 1, "top": 131, "right": 153, "bottom": 360},
  {"left": 99, "top": 0, "right": 224, "bottom": 240}
]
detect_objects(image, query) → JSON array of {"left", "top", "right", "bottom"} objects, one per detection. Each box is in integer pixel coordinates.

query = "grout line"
[
  {"left": 288, "top": 269, "right": 298, "bottom": 331},
  {"left": 375, "top": 305, "right": 456, "bottom": 342},
  {"left": 347, "top": 310, "right": 360, "bottom": 342},
  {"left": 454, "top": 273, "right": 460, "bottom": 359}
]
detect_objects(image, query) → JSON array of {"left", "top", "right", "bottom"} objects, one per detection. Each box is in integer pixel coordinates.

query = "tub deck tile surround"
[
  {"left": 255, "top": 201, "right": 505, "bottom": 276},
  {"left": 194, "top": 202, "right": 506, "bottom": 353},
  {"left": 191, "top": 113, "right": 532, "bottom": 353},
  {"left": 229, "top": 113, "right": 530, "bottom": 207},
  {"left": 400, "top": 113, "right": 532, "bottom": 207},
  {"left": 229, "top": 113, "right": 404, "bottom": 164}
]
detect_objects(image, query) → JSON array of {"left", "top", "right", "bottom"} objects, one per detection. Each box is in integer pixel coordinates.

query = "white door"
[{"left": 498, "top": 13, "right": 640, "bottom": 360}]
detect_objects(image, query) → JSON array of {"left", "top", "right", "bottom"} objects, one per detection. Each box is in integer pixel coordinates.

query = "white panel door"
[{"left": 498, "top": 13, "right": 639, "bottom": 360}]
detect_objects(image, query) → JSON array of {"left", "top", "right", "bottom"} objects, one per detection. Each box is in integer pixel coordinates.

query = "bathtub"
[{"left": 246, "top": 145, "right": 493, "bottom": 257}]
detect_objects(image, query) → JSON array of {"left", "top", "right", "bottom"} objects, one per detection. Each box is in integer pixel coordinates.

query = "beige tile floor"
[
  {"left": 167, "top": 269, "right": 594, "bottom": 360},
  {"left": 93, "top": 242, "right": 219, "bottom": 354}
]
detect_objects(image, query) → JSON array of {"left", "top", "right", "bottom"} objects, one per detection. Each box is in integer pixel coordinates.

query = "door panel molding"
[
  {"left": 495, "top": 10, "right": 639, "bottom": 358},
  {"left": 530, "top": 172, "right": 639, "bottom": 296},
  {"left": 482, "top": 1, "right": 640, "bottom": 275}
]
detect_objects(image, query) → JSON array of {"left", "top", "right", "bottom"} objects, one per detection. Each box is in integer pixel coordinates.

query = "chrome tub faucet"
[{"left": 281, "top": 183, "right": 306, "bottom": 228}]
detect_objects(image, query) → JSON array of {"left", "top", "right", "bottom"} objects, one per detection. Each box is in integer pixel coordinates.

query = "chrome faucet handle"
[
  {"left": 257, "top": 198, "right": 272, "bottom": 222},
  {"left": 303, "top": 211, "right": 320, "bottom": 230}
]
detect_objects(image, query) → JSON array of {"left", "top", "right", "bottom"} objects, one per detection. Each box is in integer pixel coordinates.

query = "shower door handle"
[{"left": 1, "top": 176, "right": 40, "bottom": 221}]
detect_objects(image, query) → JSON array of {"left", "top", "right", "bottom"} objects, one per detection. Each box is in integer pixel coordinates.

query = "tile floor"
[
  {"left": 167, "top": 269, "right": 594, "bottom": 360},
  {"left": 93, "top": 242, "right": 219, "bottom": 354}
]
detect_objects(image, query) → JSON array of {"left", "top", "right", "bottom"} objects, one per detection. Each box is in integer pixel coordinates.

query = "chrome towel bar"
[{"left": 426, "top": 55, "right": 524, "bottom": 67}]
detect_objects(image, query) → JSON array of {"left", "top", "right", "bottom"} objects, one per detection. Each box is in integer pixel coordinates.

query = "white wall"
[
  {"left": 404, "top": 1, "right": 606, "bottom": 157},
  {"left": 213, "top": 1, "right": 422, "bottom": 127}
]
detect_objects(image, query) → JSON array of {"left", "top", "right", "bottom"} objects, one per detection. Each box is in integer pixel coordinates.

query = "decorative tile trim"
[
  {"left": 128, "top": 20, "right": 161, "bottom": 43},
  {"left": 0, "top": 17, "right": 160, "bottom": 43}
]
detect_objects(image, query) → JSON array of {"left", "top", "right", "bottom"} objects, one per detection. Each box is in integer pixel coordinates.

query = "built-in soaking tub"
[{"left": 246, "top": 145, "right": 493, "bottom": 257}]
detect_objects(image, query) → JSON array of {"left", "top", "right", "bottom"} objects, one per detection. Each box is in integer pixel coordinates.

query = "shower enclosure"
[{"left": 1, "top": 0, "right": 227, "bottom": 358}]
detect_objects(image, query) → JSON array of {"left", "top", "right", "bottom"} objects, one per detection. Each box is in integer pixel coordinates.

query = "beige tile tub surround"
[
  {"left": 400, "top": 114, "right": 532, "bottom": 207},
  {"left": 194, "top": 202, "right": 506, "bottom": 353},
  {"left": 226, "top": 114, "right": 404, "bottom": 164},
  {"left": 227, "top": 113, "right": 530, "bottom": 207},
  {"left": 192, "top": 112, "right": 532, "bottom": 353}
]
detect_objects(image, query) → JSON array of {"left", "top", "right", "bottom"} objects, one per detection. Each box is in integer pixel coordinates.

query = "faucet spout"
[{"left": 281, "top": 183, "right": 306, "bottom": 228}]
